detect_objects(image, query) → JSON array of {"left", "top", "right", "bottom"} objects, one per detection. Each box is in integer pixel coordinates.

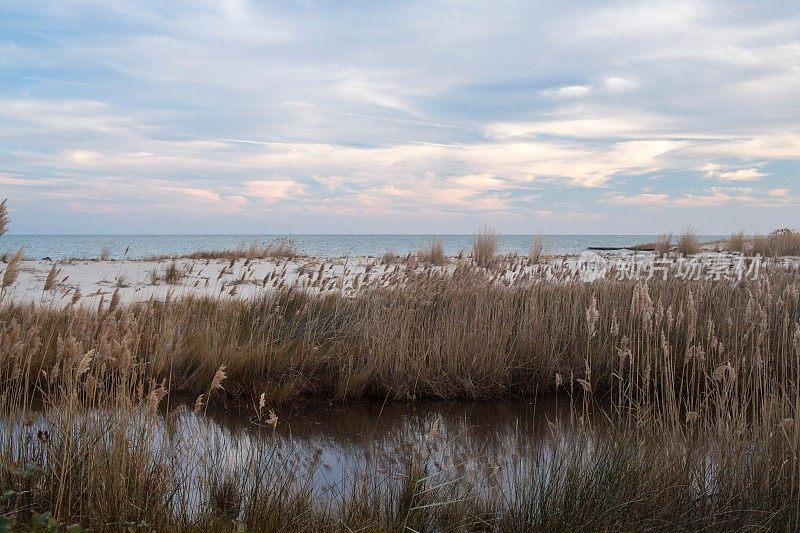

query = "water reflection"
[
  {"left": 163, "top": 399, "right": 607, "bottom": 508},
  {"left": 4, "top": 398, "right": 610, "bottom": 518}
]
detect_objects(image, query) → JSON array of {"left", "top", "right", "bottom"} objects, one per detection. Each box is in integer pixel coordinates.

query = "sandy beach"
[{"left": 4, "top": 249, "right": 798, "bottom": 308}]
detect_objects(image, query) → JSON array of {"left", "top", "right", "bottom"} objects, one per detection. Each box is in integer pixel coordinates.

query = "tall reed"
[
  {"left": 1, "top": 261, "right": 800, "bottom": 529},
  {"left": 655, "top": 232, "right": 672, "bottom": 256},
  {"left": 728, "top": 231, "right": 747, "bottom": 253},
  {"left": 417, "top": 237, "right": 445, "bottom": 266},
  {"left": 473, "top": 227, "right": 499, "bottom": 267},
  {"left": 529, "top": 234, "right": 545, "bottom": 263},
  {"left": 676, "top": 228, "right": 701, "bottom": 255},
  {"left": 1, "top": 247, "right": 23, "bottom": 290}
]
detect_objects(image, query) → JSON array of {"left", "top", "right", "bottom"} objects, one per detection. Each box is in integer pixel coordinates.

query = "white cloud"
[
  {"left": 3, "top": 1, "right": 800, "bottom": 232},
  {"left": 605, "top": 193, "right": 669, "bottom": 206},
  {"left": 703, "top": 163, "right": 766, "bottom": 181},
  {"left": 541, "top": 85, "right": 592, "bottom": 98},
  {"left": 245, "top": 180, "right": 306, "bottom": 202},
  {"left": 603, "top": 186, "right": 797, "bottom": 209},
  {"left": 603, "top": 76, "right": 638, "bottom": 93}
]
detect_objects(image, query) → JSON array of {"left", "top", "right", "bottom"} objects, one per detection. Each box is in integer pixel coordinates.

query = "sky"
[{"left": 1, "top": 0, "right": 799, "bottom": 234}]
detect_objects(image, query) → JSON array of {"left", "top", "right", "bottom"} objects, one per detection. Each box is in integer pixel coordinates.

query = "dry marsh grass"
[
  {"left": 164, "top": 260, "right": 184, "bottom": 284},
  {"left": 529, "top": 234, "right": 545, "bottom": 264},
  {"left": 183, "top": 238, "right": 301, "bottom": 261},
  {"left": 473, "top": 227, "right": 499, "bottom": 267},
  {"left": 2, "top": 267, "right": 798, "bottom": 403},
  {"left": 3, "top": 193, "right": 800, "bottom": 530},
  {"left": 1, "top": 247, "right": 23, "bottom": 290},
  {"left": 726, "top": 228, "right": 800, "bottom": 257},
  {"left": 771, "top": 228, "right": 800, "bottom": 255},
  {"left": 728, "top": 231, "right": 747, "bottom": 253},
  {"left": 1, "top": 267, "right": 800, "bottom": 529},
  {"left": 417, "top": 237, "right": 445, "bottom": 266},
  {"left": 676, "top": 228, "right": 701, "bottom": 255},
  {"left": 655, "top": 232, "right": 672, "bottom": 255}
]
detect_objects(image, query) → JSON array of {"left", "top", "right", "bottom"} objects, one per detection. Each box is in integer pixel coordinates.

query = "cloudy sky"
[{"left": 1, "top": 1, "right": 799, "bottom": 234}]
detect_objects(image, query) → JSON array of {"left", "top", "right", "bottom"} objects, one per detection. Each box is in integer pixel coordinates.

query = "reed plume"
[
  {"left": 210, "top": 364, "right": 227, "bottom": 391},
  {"left": 0, "top": 199, "right": 8, "bottom": 235},
  {"left": 70, "top": 285, "right": 82, "bottom": 305},
  {"left": 43, "top": 263, "right": 60, "bottom": 291},
  {"left": 1, "top": 247, "right": 23, "bottom": 289},
  {"left": 108, "top": 287, "right": 121, "bottom": 312}
]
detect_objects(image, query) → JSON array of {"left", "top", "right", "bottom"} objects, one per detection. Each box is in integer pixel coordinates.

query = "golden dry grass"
[
  {"left": 728, "top": 231, "right": 747, "bottom": 253},
  {"left": 655, "top": 232, "right": 672, "bottom": 256},
  {"left": 473, "top": 227, "right": 499, "bottom": 267},
  {"left": 676, "top": 228, "right": 701, "bottom": 255},
  {"left": 2, "top": 266, "right": 798, "bottom": 403},
  {"left": 1, "top": 247, "right": 23, "bottom": 290},
  {"left": 2, "top": 195, "right": 800, "bottom": 529},
  {"left": 729, "top": 229, "right": 800, "bottom": 257},
  {"left": 417, "top": 237, "right": 445, "bottom": 266},
  {"left": 529, "top": 234, "right": 545, "bottom": 263},
  {"left": 1, "top": 266, "right": 800, "bottom": 529}
]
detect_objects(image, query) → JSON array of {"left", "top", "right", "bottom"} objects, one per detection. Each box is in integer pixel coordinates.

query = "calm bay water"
[{"left": 0, "top": 234, "right": 726, "bottom": 260}]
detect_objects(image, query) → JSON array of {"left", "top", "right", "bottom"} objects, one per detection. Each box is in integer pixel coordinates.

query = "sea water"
[{"left": 0, "top": 234, "right": 726, "bottom": 260}]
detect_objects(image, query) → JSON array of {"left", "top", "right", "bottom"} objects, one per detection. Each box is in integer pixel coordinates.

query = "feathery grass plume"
[
  {"left": 193, "top": 393, "right": 205, "bottom": 413},
  {"left": 43, "top": 263, "right": 60, "bottom": 291},
  {"left": 108, "top": 288, "right": 121, "bottom": 312},
  {"left": 146, "top": 381, "right": 168, "bottom": 417},
  {"left": 203, "top": 364, "right": 228, "bottom": 413},
  {"left": 1, "top": 247, "right": 23, "bottom": 289},
  {"left": 210, "top": 364, "right": 227, "bottom": 391},
  {"left": 529, "top": 234, "right": 545, "bottom": 263},
  {"left": 0, "top": 199, "right": 8, "bottom": 235},
  {"left": 728, "top": 231, "right": 747, "bottom": 254},
  {"left": 676, "top": 227, "right": 701, "bottom": 255},
  {"left": 75, "top": 350, "right": 94, "bottom": 378},
  {"left": 654, "top": 232, "right": 672, "bottom": 256},
  {"left": 266, "top": 409, "right": 278, "bottom": 430},
  {"left": 473, "top": 226, "right": 499, "bottom": 267},
  {"left": 257, "top": 392, "right": 266, "bottom": 415},
  {"left": 99, "top": 245, "right": 112, "bottom": 261},
  {"left": 70, "top": 285, "right": 82, "bottom": 305}
]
